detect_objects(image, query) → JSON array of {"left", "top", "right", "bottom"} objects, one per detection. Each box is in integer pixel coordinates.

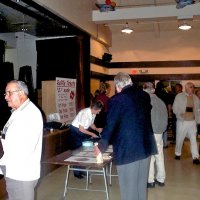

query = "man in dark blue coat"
[{"left": 95, "top": 72, "right": 157, "bottom": 200}]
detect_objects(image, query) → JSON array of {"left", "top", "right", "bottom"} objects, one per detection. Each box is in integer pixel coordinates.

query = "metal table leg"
[
  {"left": 103, "top": 167, "right": 110, "bottom": 200},
  {"left": 63, "top": 165, "right": 70, "bottom": 199}
]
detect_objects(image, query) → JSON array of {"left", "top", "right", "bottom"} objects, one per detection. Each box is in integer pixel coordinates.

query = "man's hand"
[
  {"left": 94, "top": 143, "right": 101, "bottom": 156},
  {"left": 96, "top": 128, "right": 103, "bottom": 133},
  {"left": 92, "top": 133, "right": 99, "bottom": 138},
  {"left": 94, "top": 143, "right": 103, "bottom": 163}
]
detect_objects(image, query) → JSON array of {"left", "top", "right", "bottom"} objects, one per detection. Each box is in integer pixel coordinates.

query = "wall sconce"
[{"left": 121, "top": 23, "right": 133, "bottom": 34}]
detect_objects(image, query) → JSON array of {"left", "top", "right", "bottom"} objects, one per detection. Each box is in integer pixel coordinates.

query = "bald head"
[{"left": 185, "top": 82, "right": 194, "bottom": 95}]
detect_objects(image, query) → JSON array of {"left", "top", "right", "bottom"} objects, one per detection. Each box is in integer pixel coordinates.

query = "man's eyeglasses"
[{"left": 4, "top": 90, "right": 21, "bottom": 96}]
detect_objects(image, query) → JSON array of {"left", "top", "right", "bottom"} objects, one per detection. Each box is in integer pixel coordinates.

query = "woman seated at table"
[{"left": 70, "top": 99, "right": 104, "bottom": 178}]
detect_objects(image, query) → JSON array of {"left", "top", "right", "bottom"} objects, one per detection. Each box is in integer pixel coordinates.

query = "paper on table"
[
  {"left": 64, "top": 154, "right": 112, "bottom": 164},
  {"left": 74, "top": 151, "right": 110, "bottom": 158},
  {"left": 74, "top": 151, "right": 96, "bottom": 157},
  {"left": 64, "top": 156, "right": 97, "bottom": 163}
]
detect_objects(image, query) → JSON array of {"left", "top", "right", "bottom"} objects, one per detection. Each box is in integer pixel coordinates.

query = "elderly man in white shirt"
[{"left": 0, "top": 80, "right": 43, "bottom": 200}]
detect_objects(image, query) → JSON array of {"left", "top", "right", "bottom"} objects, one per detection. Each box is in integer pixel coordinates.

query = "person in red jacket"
[{"left": 95, "top": 82, "right": 111, "bottom": 128}]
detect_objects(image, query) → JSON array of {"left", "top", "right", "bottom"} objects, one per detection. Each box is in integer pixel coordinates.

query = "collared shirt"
[
  {"left": 0, "top": 99, "right": 43, "bottom": 181},
  {"left": 72, "top": 107, "right": 95, "bottom": 129}
]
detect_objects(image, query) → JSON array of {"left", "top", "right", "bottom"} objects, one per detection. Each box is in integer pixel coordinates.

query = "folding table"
[{"left": 44, "top": 148, "right": 113, "bottom": 200}]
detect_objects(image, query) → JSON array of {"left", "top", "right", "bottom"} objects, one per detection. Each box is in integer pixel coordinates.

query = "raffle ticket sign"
[{"left": 56, "top": 77, "right": 76, "bottom": 124}]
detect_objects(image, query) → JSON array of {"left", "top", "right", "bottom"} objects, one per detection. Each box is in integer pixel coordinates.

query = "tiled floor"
[{"left": 1, "top": 139, "right": 200, "bottom": 200}]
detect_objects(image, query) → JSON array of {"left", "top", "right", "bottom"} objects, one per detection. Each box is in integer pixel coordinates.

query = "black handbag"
[{"left": 0, "top": 139, "right": 4, "bottom": 159}]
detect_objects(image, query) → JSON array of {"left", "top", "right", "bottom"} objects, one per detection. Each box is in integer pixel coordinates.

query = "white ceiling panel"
[
  {"left": 94, "top": 1, "right": 200, "bottom": 33},
  {"left": 113, "top": 0, "right": 175, "bottom": 7}
]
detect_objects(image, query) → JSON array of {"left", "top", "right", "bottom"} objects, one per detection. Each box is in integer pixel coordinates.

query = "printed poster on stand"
[{"left": 56, "top": 77, "right": 76, "bottom": 124}]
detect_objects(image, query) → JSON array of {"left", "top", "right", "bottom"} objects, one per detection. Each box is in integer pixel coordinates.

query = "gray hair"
[
  {"left": 143, "top": 82, "right": 155, "bottom": 94},
  {"left": 185, "top": 82, "right": 194, "bottom": 89},
  {"left": 114, "top": 72, "right": 133, "bottom": 89},
  {"left": 8, "top": 80, "right": 29, "bottom": 96}
]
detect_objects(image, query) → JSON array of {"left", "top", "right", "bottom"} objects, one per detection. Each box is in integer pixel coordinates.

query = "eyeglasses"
[{"left": 4, "top": 90, "right": 21, "bottom": 96}]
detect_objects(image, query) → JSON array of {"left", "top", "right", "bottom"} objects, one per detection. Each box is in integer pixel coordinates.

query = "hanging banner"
[{"left": 56, "top": 77, "right": 77, "bottom": 124}]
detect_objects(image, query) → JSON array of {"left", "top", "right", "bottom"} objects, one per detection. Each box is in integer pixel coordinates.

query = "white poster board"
[{"left": 56, "top": 77, "right": 77, "bottom": 124}]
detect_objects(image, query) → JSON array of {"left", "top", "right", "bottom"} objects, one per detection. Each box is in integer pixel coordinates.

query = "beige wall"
[
  {"left": 91, "top": 79, "right": 115, "bottom": 98},
  {"left": 90, "top": 38, "right": 112, "bottom": 97},
  {"left": 90, "top": 38, "right": 109, "bottom": 58},
  {"left": 110, "top": 30, "right": 200, "bottom": 62},
  {"left": 90, "top": 78, "right": 100, "bottom": 97},
  {"left": 110, "top": 29, "right": 200, "bottom": 80}
]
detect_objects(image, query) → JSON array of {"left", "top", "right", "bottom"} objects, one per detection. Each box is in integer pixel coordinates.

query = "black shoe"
[
  {"left": 193, "top": 158, "right": 200, "bottom": 165},
  {"left": 175, "top": 155, "right": 180, "bottom": 160},
  {"left": 147, "top": 182, "right": 155, "bottom": 188},
  {"left": 155, "top": 180, "right": 165, "bottom": 187},
  {"left": 74, "top": 174, "right": 84, "bottom": 179}
]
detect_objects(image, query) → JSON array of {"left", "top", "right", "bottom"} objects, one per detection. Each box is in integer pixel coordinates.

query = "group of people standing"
[
  {"left": 70, "top": 73, "right": 200, "bottom": 200},
  {"left": 144, "top": 80, "right": 200, "bottom": 191},
  {"left": 1, "top": 74, "right": 199, "bottom": 200}
]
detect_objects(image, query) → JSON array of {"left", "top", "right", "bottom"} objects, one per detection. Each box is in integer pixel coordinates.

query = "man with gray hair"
[
  {"left": 173, "top": 82, "right": 200, "bottom": 164},
  {"left": 143, "top": 82, "right": 168, "bottom": 188},
  {"left": 0, "top": 80, "right": 43, "bottom": 200},
  {"left": 95, "top": 72, "right": 157, "bottom": 200}
]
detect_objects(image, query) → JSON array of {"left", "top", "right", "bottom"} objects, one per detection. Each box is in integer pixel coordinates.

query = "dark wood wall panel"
[
  {"left": 130, "top": 74, "right": 200, "bottom": 82},
  {"left": 90, "top": 56, "right": 200, "bottom": 82},
  {"left": 110, "top": 60, "right": 200, "bottom": 68}
]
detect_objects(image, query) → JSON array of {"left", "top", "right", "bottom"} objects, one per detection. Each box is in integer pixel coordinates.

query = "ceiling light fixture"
[
  {"left": 121, "top": 23, "right": 133, "bottom": 34},
  {"left": 178, "top": 22, "right": 192, "bottom": 30}
]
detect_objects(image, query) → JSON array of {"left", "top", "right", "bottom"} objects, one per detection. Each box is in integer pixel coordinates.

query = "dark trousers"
[{"left": 69, "top": 125, "right": 100, "bottom": 177}]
